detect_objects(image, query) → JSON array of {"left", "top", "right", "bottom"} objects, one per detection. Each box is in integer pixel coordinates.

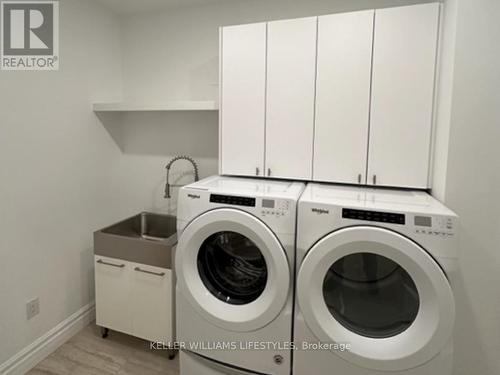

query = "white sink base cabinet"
[{"left": 94, "top": 256, "right": 173, "bottom": 353}]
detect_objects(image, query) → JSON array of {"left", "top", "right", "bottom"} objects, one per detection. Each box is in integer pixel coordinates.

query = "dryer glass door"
[
  {"left": 297, "top": 226, "right": 455, "bottom": 372},
  {"left": 323, "top": 252, "right": 420, "bottom": 339},
  {"left": 176, "top": 208, "right": 290, "bottom": 332}
]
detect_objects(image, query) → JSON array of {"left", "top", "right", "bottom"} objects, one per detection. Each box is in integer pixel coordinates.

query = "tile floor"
[{"left": 28, "top": 324, "right": 180, "bottom": 375}]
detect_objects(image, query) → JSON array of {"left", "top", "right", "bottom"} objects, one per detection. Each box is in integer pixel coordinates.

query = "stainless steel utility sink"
[
  {"left": 94, "top": 212, "right": 177, "bottom": 269},
  {"left": 102, "top": 212, "right": 176, "bottom": 242}
]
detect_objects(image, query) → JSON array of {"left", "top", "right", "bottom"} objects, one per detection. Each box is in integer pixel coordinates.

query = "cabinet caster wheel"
[
  {"left": 101, "top": 327, "right": 109, "bottom": 339},
  {"left": 167, "top": 349, "right": 176, "bottom": 360}
]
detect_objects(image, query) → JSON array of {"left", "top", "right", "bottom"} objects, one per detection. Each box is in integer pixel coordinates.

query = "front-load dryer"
[
  {"left": 175, "top": 176, "right": 305, "bottom": 375},
  {"left": 294, "top": 183, "right": 459, "bottom": 375}
]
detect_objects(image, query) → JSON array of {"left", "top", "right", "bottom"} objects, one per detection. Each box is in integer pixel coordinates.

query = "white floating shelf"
[{"left": 92, "top": 101, "right": 218, "bottom": 112}]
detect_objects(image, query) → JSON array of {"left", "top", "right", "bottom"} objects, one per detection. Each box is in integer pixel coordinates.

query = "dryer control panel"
[
  {"left": 342, "top": 208, "right": 405, "bottom": 225},
  {"left": 414, "top": 215, "right": 455, "bottom": 237},
  {"left": 341, "top": 207, "right": 456, "bottom": 237}
]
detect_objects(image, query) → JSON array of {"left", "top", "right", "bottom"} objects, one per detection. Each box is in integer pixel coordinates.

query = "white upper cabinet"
[
  {"left": 219, "top": 4, "right": 440, "bottom": 188},
  {"left": 368, "top": 3, "right": 440, "bottom": 188},
  {"left": 220, "top": 23, "right": 266, "bottom": 177},
  {"left": 265, "top": 17, "right": 317, "bottom": 180},
  {"left": 313, "top": 10, "right": 374, "bottom": 184}
]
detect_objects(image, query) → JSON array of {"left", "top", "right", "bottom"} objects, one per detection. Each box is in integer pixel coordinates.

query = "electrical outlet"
[{"left": 26, "top": 298, "right": 40, "bottom": 320}]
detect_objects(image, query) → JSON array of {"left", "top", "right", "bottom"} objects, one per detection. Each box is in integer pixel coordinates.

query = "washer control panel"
[
  {"left": 414, "top": 215, "right": 455, "bottom": 237},
  {"left": 210, "top": 194, "right": 256, "bottom": 207},
  {"left": 260, "top": 199, "right": 290, "bottom": 217}
]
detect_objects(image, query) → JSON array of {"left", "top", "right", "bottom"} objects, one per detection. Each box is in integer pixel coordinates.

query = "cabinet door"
[
  {"left": 266, "top": 17, "right": 317, "bottom": 180},
  {"left": 130, "top": 263, "right": 172, "bottom": 344},
  {"left": 313, "top": 10, "right": 374, "bottom": 184},
  {"left": 95, "top": 256, "right": 132, "bottom": 334},
  {"left": 368, "top": 3, "right": 440, "bottom": 188},
  {"left": 220, "top": 23, "right": 266, "bottom": 177}
]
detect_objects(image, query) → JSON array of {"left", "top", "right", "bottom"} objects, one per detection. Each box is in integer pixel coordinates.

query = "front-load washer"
[
  {"left": 175, "top": 176, "right": 305, "bottom": 375},
  {"left": 294, "top": 183, "right": 459, "bottom": 375}
]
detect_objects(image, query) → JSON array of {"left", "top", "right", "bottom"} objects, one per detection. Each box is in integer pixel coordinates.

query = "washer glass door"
[
  {"left": 297, "top": 226, "right": 455, "bottom": 372},
  {"left": 198, "top": 231, "right": 268, "bottom": 305},
  {"left": 176, "top": 208, "right": 290, "bottom": 332}
]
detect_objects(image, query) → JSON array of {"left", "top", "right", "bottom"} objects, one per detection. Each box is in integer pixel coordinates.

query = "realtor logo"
[{"left": 1, "top": 1, "right": 59, "bottom": 70}]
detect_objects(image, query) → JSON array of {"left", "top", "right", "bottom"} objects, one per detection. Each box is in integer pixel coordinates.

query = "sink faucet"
[{"left": 164, "top": 155, "right": 199, "bottom": 199}]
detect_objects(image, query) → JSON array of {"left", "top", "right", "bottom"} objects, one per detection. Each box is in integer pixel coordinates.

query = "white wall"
[
  {"left": 442, "top": 1, "right": 500, "bottom": 374},
  {"left": 431, "top": 0, "right": 457, "bottom": 201},
  {"left": 102, "top": 111, "right": 219, "bottom": 216},
  {"left": 0, "top": 0, "right": 123, "bottom": 367}
]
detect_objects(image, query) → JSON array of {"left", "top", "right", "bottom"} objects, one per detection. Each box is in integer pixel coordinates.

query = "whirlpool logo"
[
  {"left": 1, "top": 1, "right": 59, "bottom": 70},
  {"left": 187, "top": 194, "right": 201, "bottom": 199},
  {"left": 311, "top": 208, "right": 329, "bottom": 215}
]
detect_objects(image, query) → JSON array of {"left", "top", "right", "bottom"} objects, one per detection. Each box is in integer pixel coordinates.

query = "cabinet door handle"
[
  {"left": 267, "top": 168, "right": 271, "bottom": 177},
  {"left": 358, "top": 174, "right": 362, "bottom": 184},
  {"left": 97, "top": 259, "right": 125, "bottom": 268},
  {"left": 256, "top": 167, "right": 260, "bottom": 176},
  {"left": 373, "top": 175, "right": 377, "bottom": 185},
  {"left": 134, "top": 267, "right": 165, "bottom": 277}
]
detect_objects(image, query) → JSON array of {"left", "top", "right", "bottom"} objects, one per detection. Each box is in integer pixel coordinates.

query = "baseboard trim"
[{"left": 0, "top": 302, "right": 96, "bottom": 375}]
